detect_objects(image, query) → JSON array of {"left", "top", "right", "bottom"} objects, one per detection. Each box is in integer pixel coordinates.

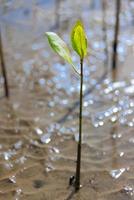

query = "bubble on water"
[
  {"left": 93, "top": 41, "right": 102, "bottom": 50},
  {"left": 92, "top": 114, "right": 105, "bottom": 127},
  {"left": 126, "top": 109, "right": 133, "bottom": 115},
  {"left": 47, "top": 123, "right": 60, "bottom": 133},
  {"left": 113, "top": 81, "right": 126, "bottom": 88},
  {"left": 3, "top": 150, "right": 16, "bottom": 161},
  {"left": 14, "top": 141, "right": 23, "bottom": 150},
  {"left": 112, "top": 107, "right": 119, "bottom": 113},
  {"left": 93, "top": 121, "right": 99, "bottom": 128},
  {"left": 118, "top": 44, "right": 126, "bottom": 56},
  {"left": 35, "top": 127, "right": 43, "bottom": 135},
  {"left": 38, "top": 78, "right": 46, "bottom": 86},
  {"left": 84, "top": 101, "right": 89, "bottom": 107},
  {"left": 60, "top": 99, "right": 68, "bottom": 105},
  {"left": 104, "top": 81, "right": 126, "bottom": 95},
  {"left": 40, "top": 133, "right": 51, "bottom": 144},
  {"left": 104, "top": 86, "right": 113, "bottom": 94},
  {"left": 15, "top": 188, "right": 22, "bottom": 200},
  {"left": 16, "top": 188, "right": 22, "bottom": 195},
  {"left": 119, "top": 117, "right": 127, "bottom": 125},
  {"left": 125, "top": 85, "right": 134, "bottom": 95},
  {"left": 114, "top": 90, "right": 120, "bottom": 96},
  {"left": 48, "top": 101, "right": 55, "bottom": 108},
  {"left": 112, "top": 133, "right": 122, "bottom": 139},
  {"left": 123, "top": 185, "right": 134, "bottom": 196},
  {"left": 110, "top": 168, "right": 126, "bottom": 179},
  {"left": 77, "top": 84, "right": 86, "bottom": 93},
  {"left": 104, "top": 111, "right": 111, "bottom": 117},
  {"left": 128, "top": 122, "right": 134, "bottom": 127},
  {"left": 98, "top": 121, "right": 104, "bottom": 126},
  {"left": 110, "top": 116, "right": 117, "bottom": 123},
  {"left": 130, "top": 101, "right": 134, "bottom": 107},
  {"left": 119, "top": 152, "right": 124, "bottom": 157},
  {"left": 50, "top": 112, "right": 55, "bottom": 117},
  {"left": 52, "top": 147, "right": 60, "bottom": 154},
  {"left": 130, "top": 78, "right": 134, "bottom": 84},
  {"left": 104, "top": 78, "right": 111, "bottom": 85},
  {"left": 96, "top": 113, "right": 103, "bottom": 121}
]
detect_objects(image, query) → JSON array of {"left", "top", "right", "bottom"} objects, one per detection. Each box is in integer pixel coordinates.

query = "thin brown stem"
[
  {"left": 75, "top": 58, "right": 83, "bottom": 192},
  {"left": 0, "top": 28, "right": 9, "bottom": 98},
  {"left": 112, "top": 0, "right": 121, "bottom": 81}
]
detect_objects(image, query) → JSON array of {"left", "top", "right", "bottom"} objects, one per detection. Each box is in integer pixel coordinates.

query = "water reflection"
[
  {"left": 0, "top": 0, "right": 133, "bottom": 200},
  {"left": 110, "top": 168, "right": 126, "bottom": 179}
]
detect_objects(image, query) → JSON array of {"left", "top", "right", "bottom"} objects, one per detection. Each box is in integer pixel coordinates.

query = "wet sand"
[{"left": 0, "top": 0, "right": 134, "bottom": 199}]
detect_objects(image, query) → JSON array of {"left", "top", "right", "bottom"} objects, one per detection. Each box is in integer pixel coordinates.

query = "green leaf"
[
  {"left": 71, "top": 20, "right": 87, "bottom": 59},
  {"left": 45, "top": 32, "right": 80, "bottom": 75}
]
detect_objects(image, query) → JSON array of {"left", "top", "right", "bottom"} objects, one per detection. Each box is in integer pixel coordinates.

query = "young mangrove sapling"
[{"left": 45, "top": 20, "right": 87, "bottom": 192}]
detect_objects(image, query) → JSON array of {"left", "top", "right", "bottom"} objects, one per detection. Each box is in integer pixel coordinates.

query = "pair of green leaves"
[{"left": 45, "top": 21, "right": 87, "bottom": 75}]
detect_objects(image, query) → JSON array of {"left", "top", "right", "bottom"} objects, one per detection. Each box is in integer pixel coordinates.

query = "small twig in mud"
[
  {"left": 0, "top": 28, "right": 9, "bottom": 98},
  {"left": 112, "top": 0, "right": 121, "bottom": 81}
]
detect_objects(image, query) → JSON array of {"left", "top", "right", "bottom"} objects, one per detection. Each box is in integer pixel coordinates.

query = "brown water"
[{"left": 0, "top": 0, "right": 134, "bottom": 199}]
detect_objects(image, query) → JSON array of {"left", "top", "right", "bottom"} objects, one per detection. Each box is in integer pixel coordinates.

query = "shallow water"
[{"left": 0, "top": 0, "right": 134, "bottom": 199}]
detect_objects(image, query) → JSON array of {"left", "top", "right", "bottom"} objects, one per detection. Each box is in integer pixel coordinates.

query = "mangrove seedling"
[{"left": 45, "top": 20, "right": 87, "bottom": 192}]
